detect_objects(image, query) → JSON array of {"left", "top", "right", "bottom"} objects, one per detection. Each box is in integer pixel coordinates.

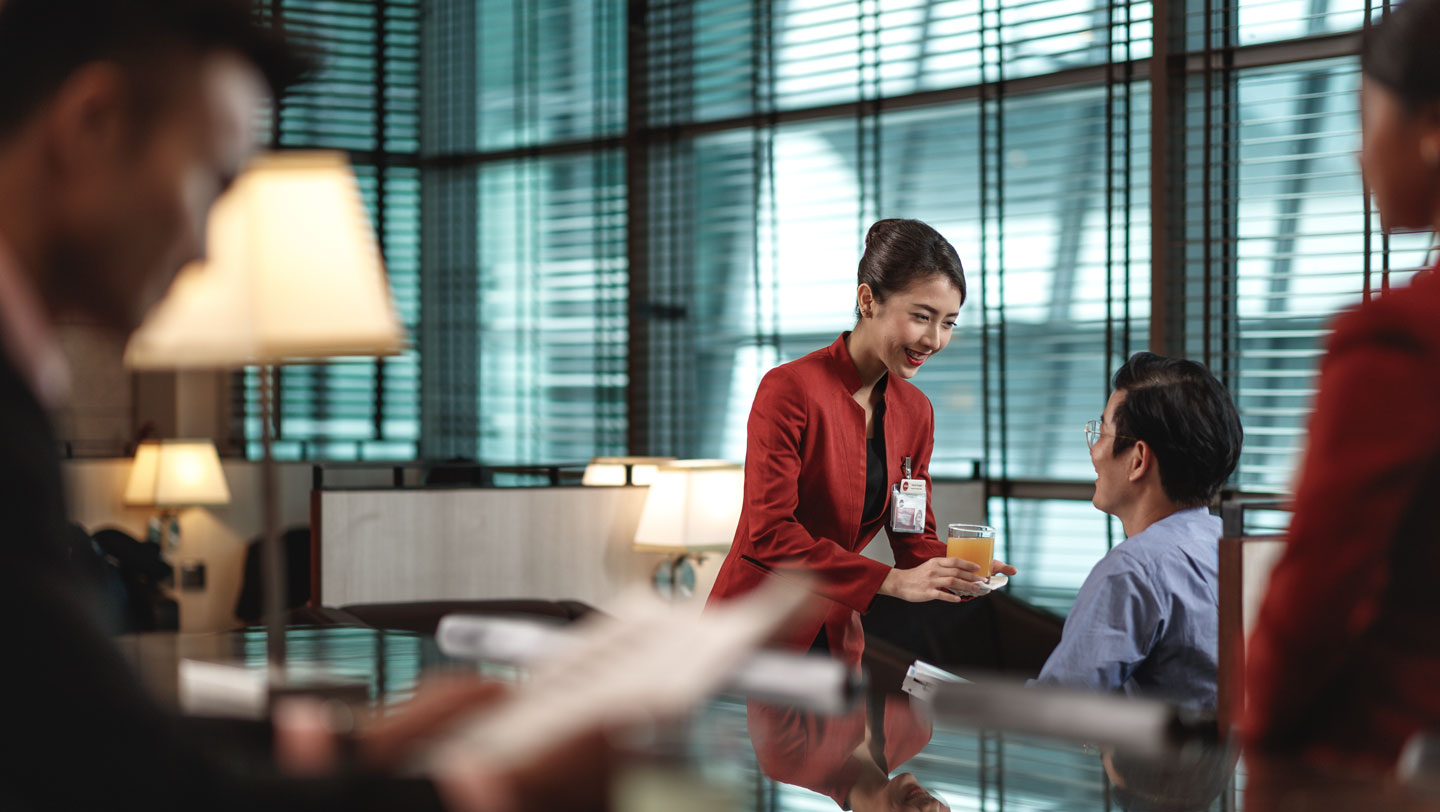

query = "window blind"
[
  {"left": 646, "top": 0, "right": 1155, "bottom": 124},
  {"left": 419, "top": 0, "right": 629, "bottom": 464},
  {"left": 1234, "top": 0, "right": 1370, "bottom": 45},
  {"left": 977, "top": 83, "right": 1151, "bottom": 486},
  {"left": 470, "top": 0, "right": 626, "bottom": 150},
  {"left": 241, "top": 0, "right": 421, "bottom": 460},
  {"left": 241, "top": 0, "right": 1429, "bottom": 616},
  {"left": 1170, "top": 2, "right": 1430, "bottom": 495},
  {"left": 641, "top": 0, "right": 1149, "bottom": 613}
]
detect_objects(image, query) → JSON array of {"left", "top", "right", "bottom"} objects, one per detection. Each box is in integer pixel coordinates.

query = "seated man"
[{"left": 1034, "top": 353, "right": 1243, "bottom": 709}]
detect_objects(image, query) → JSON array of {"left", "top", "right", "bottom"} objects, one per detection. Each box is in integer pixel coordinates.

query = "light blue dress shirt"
[{"left": 1033, "top": 507, "right": 1221, "bottom": 709}]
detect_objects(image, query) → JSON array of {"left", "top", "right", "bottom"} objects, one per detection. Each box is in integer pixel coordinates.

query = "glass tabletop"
[{"left": 117, "top": 625, "right": 1440, "bottom": 812}]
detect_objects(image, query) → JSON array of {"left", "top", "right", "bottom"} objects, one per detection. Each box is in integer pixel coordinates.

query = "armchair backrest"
[{"left": 1217, "top": 534, "right": 1287, "bottom": 733}]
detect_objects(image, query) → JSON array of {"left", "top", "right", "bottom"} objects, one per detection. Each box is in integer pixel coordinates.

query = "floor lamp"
[{"left": 125, "top": 151, "right": 405, "bottom": 679}]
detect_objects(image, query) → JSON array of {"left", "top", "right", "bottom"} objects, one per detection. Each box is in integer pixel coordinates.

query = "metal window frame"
[{"left": 244, "top": 0, "right": 1377, "bottom": 482}]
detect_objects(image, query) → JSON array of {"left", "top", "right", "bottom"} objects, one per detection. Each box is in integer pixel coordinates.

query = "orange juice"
[{"left": 947, "top": 536, "right": 994, "bottom": 577}]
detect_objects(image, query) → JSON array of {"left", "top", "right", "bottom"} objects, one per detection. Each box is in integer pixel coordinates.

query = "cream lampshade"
[
  {"left": 124, "top": 439, "right": 230, "bottom": 554},
  {"left": 581, "top": 456, "right": 675, "bottom": 487},
  {"left": 632, "top": 460, "right": 744, "bottom": 554},
  {"left": 124, "top": 150, "right": 405, "bottom": 368},
  {"left": 123, "top": 150, "right": 405, "bottom": 672},
  {"left": 125, "top": 440, "right": 231, "bottom": 508}
]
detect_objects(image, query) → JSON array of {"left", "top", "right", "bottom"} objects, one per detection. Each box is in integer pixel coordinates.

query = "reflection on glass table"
[
  {"left": 748, "top": 692, "right": 943, "bottom": 811},
  {"left": 117, "top": 626, "right": 1440, "bottom": 812},
  {"left": 741, "top": 659, "right": 1238, "bottom": 812}
]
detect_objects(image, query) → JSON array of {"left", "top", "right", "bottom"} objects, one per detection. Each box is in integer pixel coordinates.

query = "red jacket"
[
  {"left": 1245, "top": 266, "right": 1440, "bottom": 767},
  {"left": 706, "top": 334, "right": 947, "bottom": 666}
]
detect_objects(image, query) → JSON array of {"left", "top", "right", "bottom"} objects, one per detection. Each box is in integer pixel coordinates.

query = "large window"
[
  {"left": 644, "top": 0, "right": 1146, "bottom": 612},
  {"left": 249, "top": 0, "right": 1425, "bottom": 612},
  {"left": 633, "top": 0, "right": 1414, "bottom": 612},
  {"left": 242, "top": 0, "right": 422, "bottom": 460},
  {"left": 417, "top": 0, "right": 629, "bottom": 463},
  {"left": 1221, "top": 60, "right": 1429, "bottom": 490}
]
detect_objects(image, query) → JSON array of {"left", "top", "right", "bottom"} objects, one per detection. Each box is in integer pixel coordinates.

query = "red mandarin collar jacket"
[
  {"left": 1245, "top": 265, "right": 1440, "bottom": 767},
  {"left": 706, "top": 334, "right": 947, "bottom": 667}
]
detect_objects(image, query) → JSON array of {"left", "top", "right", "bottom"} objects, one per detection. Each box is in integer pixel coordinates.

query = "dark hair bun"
[
  {"left": 863, "top": 219, "right": 904, "bottom": 248},
  {"left": 856, "top": 219, "right": 966, "bottom": 318}
]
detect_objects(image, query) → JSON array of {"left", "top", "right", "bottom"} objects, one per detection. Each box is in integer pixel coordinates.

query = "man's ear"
[
  {"left": 42, "top": 62, "right": 130, "bottom": 180},
  {"left": 1127, "top": 440, "right": 1152, "bottom": 484}
]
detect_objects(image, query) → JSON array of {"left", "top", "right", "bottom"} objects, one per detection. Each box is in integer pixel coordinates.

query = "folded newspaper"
[
  {"left": 422, "top": 577, "right": 813, "bottom": 771},
  {"left": 436, "top": 608, "right": 857, "bottom": 714},
  {"left": 901, "top": 659, "right": 970, "bottom": 703}
]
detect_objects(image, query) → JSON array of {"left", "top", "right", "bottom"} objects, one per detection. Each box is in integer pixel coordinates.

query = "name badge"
[
  {"left": 899, "top": 478, "right": 926, "bottom": 496},
  {"left": 890, "top": 456, "right": 926, "bottom": 534}
]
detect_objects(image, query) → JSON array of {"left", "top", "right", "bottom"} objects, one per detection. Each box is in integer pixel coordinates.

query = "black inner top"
[{"left": 813, "top": 377, "right": 891, "bottom": 657}]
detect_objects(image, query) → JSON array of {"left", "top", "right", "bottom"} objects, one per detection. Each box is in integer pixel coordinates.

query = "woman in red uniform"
[
  {"left": 1244, "top": 0, "right": 1440, "bottom": 770},
  {"left": 707, "top": 219, "right": 1015, "bottom": 668}
]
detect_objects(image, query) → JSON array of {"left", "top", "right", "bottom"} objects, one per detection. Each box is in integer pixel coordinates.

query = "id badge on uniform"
[{"left": 890, "top": 455, "right": 927, "bottom": 534}]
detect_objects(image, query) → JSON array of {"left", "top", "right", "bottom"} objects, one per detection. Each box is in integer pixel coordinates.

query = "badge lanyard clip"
[{"left": 891, "top": 456, "right": 925, "bottom": 534}]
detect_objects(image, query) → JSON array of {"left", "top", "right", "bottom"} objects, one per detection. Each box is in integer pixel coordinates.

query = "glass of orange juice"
[{"left": 947, "top": 524, "right": 997, "bottom": 579}]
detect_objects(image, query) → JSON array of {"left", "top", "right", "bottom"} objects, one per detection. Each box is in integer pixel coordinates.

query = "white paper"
[
  {"left": 423, "top": 577, "right": 812, "bottom": 771},
  {"left": 901, "top": 659, "right": 970, "bottom": 704}
]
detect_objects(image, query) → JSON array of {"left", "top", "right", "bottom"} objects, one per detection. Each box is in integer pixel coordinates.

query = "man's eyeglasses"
[{"left": 1085, "top": 419, "right": 1136, "bottom": 449}]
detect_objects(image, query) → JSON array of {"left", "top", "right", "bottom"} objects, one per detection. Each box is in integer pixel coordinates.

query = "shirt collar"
[
  {"left": 1149, "top": 506, "right": 1217, "bottom": 531},
  {"left": 0, "top": 235, "right": 70, "bottom": 409},
  {"left": 826, "top": 332, "right": 868, "bottom": 395}
]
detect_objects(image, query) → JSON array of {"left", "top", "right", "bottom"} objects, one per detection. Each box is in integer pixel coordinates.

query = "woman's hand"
[
  {"left": 879, "top": 558, "right": 1019, "bottom": 604},
  {"left": 879, "top": 557, "right": 989, "bottom": 603}
]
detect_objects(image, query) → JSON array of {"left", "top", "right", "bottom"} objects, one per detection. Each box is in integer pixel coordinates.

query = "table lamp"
[
  {"left": 581, "top": 456, "right": 675, "bottom": 486},
  {"left": 632, "top": 460, "right": 744, "bottom": 598},
  {"left": 124, "top": 151, "right": 405, "bottom": 674},
  {"left": 124, "top": 439, "right": 231, "bottom": 551}
]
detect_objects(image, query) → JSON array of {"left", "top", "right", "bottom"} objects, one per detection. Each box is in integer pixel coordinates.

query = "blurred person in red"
[{"left": 1244, "top": 0, "right": 1440, "bottom": 770}]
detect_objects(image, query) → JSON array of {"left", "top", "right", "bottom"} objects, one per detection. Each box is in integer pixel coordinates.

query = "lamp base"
[
  {"left": 651, "top": 554, "right": 701, "bottom": 600},
  {"left": 147, "top": 511, "right": 182, "bottom": 552}
]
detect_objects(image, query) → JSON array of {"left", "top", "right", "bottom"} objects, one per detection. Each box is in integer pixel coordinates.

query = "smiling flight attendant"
[{"left": 707, "top": 218, "right": 1016, "bottom": 668}]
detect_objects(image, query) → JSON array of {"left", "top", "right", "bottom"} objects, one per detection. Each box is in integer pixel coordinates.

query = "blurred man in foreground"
[{"left": 0, "top": 2, "right": 602, "bottom": 809}]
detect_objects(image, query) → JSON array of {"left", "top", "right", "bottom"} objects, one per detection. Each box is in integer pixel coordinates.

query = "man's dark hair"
[
  {"left": 857, "top": 218, "right": 967, "bottom": 317},
  {"left": 1362, "top": 0, "right": 1440, "bottom": 110},
  {"left": 0, "top": 0, "right": 312, "bottom": 139},
  {"left": 1110, "top": 352, "right": 1243, "bottom": 508}
]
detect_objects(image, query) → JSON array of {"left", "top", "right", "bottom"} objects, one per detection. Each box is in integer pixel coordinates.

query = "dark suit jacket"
[
  {"left": 707, "top": 334, "right": 948, "bottom": 667},
  {"left": 0, "top": 353, "right": 443, "bottom": 810}
]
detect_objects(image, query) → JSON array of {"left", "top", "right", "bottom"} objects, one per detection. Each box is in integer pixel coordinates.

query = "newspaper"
[
  {"left": 422, "top": 577, "right": 812, "bottom": 771},
  {"left": 901, "top": 659, "right": 971, "bottom": 703}
]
